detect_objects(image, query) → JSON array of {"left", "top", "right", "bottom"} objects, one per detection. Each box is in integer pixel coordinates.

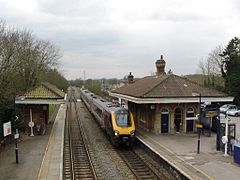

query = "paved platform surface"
[
  {"left": 0, "top": 104, "right": 65, "bottom": 180},
  {"left": 37, "top": 103, "right": 66, "bottom": 180},
  {"left": 137, "top": 130, "right": 240, "bottom": 180},
  {"left": 1, "top": 104, "right": 239, "bottom": 180},
  {"left": 0, "top": 133, "right": 50, "bottom": 180}
]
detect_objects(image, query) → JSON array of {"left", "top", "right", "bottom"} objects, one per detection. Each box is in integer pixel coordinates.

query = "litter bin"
[{"left": 234, "top": 143, "right": 240, "bottom": 164}]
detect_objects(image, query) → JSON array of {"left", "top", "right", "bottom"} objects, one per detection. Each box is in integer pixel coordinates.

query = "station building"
[{"left": 110, "top": 56, "right": 233, "bottom": 134}]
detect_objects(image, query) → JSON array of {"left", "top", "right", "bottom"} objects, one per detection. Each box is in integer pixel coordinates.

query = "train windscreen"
[{"left": 115, "top": 110, "right": 131, "bottom": 127}]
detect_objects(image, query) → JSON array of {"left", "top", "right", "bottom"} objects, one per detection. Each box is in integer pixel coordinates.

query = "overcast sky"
[{"left": 0, "top": 0, "right": 240, "bottom": 79}]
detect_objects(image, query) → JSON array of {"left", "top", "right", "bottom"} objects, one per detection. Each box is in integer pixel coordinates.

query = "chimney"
[
  {"left": 127, "top": 72, "right": 134, "bottom": 84},
  {"left": 155, "top": 55, "right": 166, "bottom": 76}
]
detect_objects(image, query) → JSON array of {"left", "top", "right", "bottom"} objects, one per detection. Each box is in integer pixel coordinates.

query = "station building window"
[{"left": 186, "top": 108, "right": 194, "bottom": 117}]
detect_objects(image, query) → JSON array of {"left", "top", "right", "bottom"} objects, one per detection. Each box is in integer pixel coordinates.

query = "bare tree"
[
  {"left": 207, "top": 45, "right": 223, "bottom": 75},
  {"left": 0, "top": 20, "right": 62, "bottom": 97},
  {"left": 0, "top": 23, "right": 21, "bottom": 98},
  {"left": 198, "top": 46, "right": 224, "bottom": 88},
  {"left": 14, "top": 31, "right": 61, "bottom": 90}
]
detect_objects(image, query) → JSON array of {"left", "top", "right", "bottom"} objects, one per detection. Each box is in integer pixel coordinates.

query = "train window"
[
  {"left": 115, "top": 111, "right": 131, "bottom": 127},
  {"left": 96, "top": 107, "right": 102, "bottom": 117}
]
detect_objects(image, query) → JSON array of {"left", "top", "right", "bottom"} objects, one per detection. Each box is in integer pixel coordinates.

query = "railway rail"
[
  {"left": 117, "top": 148, "right": 163, "bottom": 180},
  {"left": 63, "top": 89, "right": 97, "bottom": 180},
  {"left": 63, "top": 86, "right": 179, "bottom": 179}
]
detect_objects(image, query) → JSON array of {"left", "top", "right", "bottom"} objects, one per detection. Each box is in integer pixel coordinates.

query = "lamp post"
[
  {"left": 223, "top": 113, "right": 229, "bottom": 156},
  {"left": 13, "top": 97, "right": 19, "bottom": 163},
  {"left": 216, "top": 109, "right": 221, "bottom": 151},
  {"left": 192, "top": 92, "right": 202, "bottom": 154}
]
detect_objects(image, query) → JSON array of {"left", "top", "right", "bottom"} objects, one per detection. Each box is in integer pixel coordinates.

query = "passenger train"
[{"left": 80, "top": 88, "right": 135, "bottom": 146}]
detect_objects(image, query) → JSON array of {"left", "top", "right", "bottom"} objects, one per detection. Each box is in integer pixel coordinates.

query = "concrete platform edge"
[
  {"left": 59, "top": 104, "right": 66, "bottom": 180},
  {"left": 137, "top": 136, "right": 194, "bottom": 180},
  {"left": 36, "top": 103, "right": 65, "bottom": 180}
]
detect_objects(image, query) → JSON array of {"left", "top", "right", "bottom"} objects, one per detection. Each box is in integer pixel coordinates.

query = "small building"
[
  {"left": 110, "top": 56, "right": 233, "bottom": 134},
  {"left": 16, "top": 82, "right": 65, "bottom": 134}
]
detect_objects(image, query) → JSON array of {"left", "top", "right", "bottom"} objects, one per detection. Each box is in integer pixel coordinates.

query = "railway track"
[
  {"left": 117, "top": 148, "right": 162, "bottom": 180},
  {"left": 63, "top": 87, "right": 175, "bottom": 179},
  {"left": 63, "top": 89, "right": 97, "bottom": 180}
]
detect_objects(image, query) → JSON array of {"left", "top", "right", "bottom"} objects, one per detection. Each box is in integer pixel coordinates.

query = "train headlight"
[
  {"left": 114, "top": 130, "right": 119, "bottom": 136},
  {"left": 130, "top": 130, "right": 135, "bottom": 136}
]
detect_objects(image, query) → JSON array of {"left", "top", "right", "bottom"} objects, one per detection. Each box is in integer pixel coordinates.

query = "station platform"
[
  {"left": 37, "top": 103, "right": 66, "bottom": 180},
  {"left": 136, "top": 130, "right": 240, "bottom": 180}
]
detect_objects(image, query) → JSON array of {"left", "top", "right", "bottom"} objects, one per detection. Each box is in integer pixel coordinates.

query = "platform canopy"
[{"left": 15, "top": 82, "right": 66, "bottom": 104}]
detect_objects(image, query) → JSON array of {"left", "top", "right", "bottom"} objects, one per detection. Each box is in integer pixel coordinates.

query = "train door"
[{"left": 161, "top": 109, "right": 169, "bottom": 133}]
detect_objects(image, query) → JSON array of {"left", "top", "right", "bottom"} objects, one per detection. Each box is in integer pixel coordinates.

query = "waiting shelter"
[{"left": 15, "top": 82, "right": 66, "bottom": 135}]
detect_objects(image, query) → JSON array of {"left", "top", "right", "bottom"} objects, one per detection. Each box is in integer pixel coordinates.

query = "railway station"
[
  {"left": 0, "top": 59, "right": 240, "bottom": 179},
  {"left": 1, "top": 85, "right": 240, "bottom": 180},
  {"left": 0, "top": 58, "right": 239, "bottom": 179},
  {"left": 1, "top": 1, "right": 240, "bottom": 180}
]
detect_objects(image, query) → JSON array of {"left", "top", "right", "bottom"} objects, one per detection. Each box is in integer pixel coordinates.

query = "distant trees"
[
  {"left": 39, "top": 68, "right": 69, "bottom": 91},
  {"left": 69, "top": 78, "right": 102, "bottom": 94},
  {"left": 0, "top": 21, "right": 21, "bottom": 100},
  {"left": 220, "top": 37, "right": 240, "bottom": 104},
  {"left": 198, "top": 37, "right": 240, "bottom": 104},
  {"left": 85, "top": 79, "right": 102, "bottom": 95},
  {"left": 69, "top": 78, "right": 84, "bottom": 87},
  {"left": 16, "top": 34, "right": 61, "bottom": 91},
  {"left": 69, "top": 78, "right": 120, "bottom": 100},
  {"left": 0, "top": 20, "right": 63, "bottom": 99},
  {"left": 198, "top": 45, "right": 224, "bottom": 89},
  {"left": 107, "top": 78, "right": 118, "bottom": 85}
]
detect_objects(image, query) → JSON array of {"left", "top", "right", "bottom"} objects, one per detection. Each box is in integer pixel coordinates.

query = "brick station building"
[
  {"left": 110, "top": 56, "right": 233, "bottom": 134},
  {"left": 16, "top": 82, "right": 65, "bottom": 135}
]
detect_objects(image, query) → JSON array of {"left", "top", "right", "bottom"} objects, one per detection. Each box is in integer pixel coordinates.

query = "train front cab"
[{"left": 111, "top": 109, "right": 135, "bottom": 146}]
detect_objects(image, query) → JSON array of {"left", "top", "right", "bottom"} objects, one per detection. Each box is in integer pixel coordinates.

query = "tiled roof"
[
  {"left": 23, "top": 82, "right": 65, "bottom": 99},
  {"left": 112, "top": 74, "right": 227, "bottom": 98}
]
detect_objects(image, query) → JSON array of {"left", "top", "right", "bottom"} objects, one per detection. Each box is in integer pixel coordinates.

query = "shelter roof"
[{"left": 16, "top": 82, "right": 65, "bottom": 104}]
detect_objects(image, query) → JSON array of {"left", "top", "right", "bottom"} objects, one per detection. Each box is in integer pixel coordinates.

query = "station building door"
[
  {"left": 161, "top": 109, "right": 169, "bottom": 133},
  {"left": 186, "top": 108, "right": 195, "bottom": 132},
  {"left": 174, "top": 108, "right": 182, "bottom": 132}
]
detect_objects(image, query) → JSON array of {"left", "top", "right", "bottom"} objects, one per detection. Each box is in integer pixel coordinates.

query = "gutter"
[{"left": 109, "top": 92, "right": 234, "bottom": 104}]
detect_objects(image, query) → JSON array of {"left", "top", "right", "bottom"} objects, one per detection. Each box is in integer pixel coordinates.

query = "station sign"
[
  {"left": 28, "top": 121, "right": 35, "bottom": 128},
  {"left": 196, "top": 123, "right": 203, "bottom": 128},
  {"left": 222, "top": 136, "right": 228, "bottom": 144},
  {"left": 3, "top": 121, "right": 12, "bottom": 137},
  {"left": 206, "top": 111, "right": 217, "bottom": 118}
]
